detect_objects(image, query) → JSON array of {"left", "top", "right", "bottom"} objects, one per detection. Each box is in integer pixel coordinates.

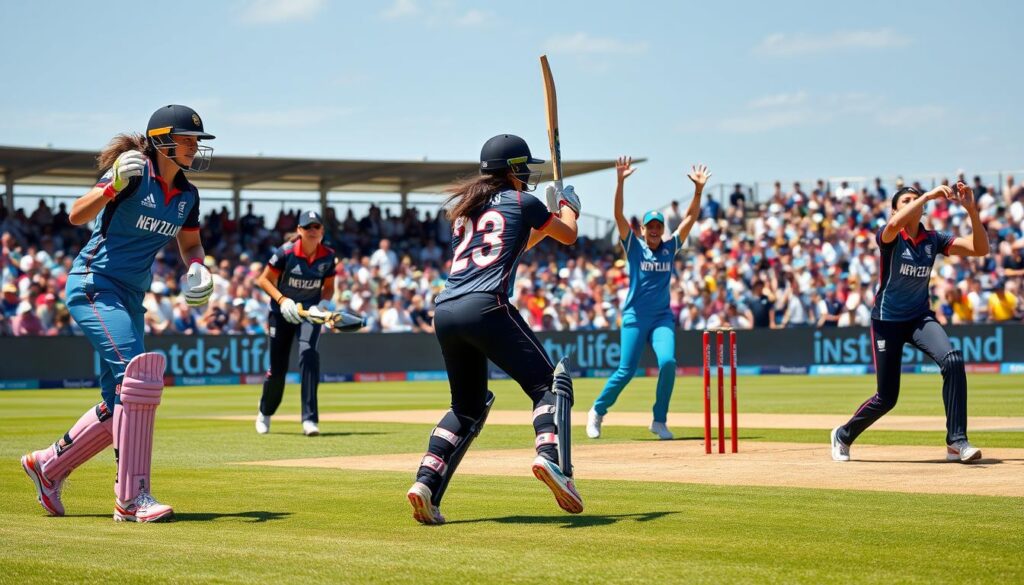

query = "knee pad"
[
  {"left": 940, "top": 350, "right": 965, "bottom": 375},
  {"left": 420, "top": 391, "right": 495, "bottom": 506}
]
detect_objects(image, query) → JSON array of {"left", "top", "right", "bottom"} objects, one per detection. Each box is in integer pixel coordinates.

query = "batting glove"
[
  {"left": 279, "top": 297, "right": 302, "bottom": 324},
  {"left": 111, "top": 150, "right": 146, "bottom": 192},
  {"left": 183, "top": 261, "right": 214, "bottom": 307},
  {"left": 558, "top": 184, "right": 581, "bottom": 218}
]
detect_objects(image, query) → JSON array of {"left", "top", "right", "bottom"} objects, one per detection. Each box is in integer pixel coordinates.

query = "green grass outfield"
[{"left": 2, "top": 374, "right": 1022, "bottom": 584}]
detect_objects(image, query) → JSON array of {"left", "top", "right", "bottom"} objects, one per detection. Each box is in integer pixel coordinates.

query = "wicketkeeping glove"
[
  {"left": 111, "top": 150, "right": 146, "bottom": 192},
  {"left": 183, "top": 261, "right": 214, "bottom": 307},
  {"left": 558, "top": 184, "right": 581, "bottom": 218},
  {"left": 279, "top": 297, "right": 301, "bottom": 324}
]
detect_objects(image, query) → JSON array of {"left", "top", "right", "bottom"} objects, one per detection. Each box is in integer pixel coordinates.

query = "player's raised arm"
[
  {"left": 946, "top": 182, "right": 990, "bottom": 257},
  {"left": 881, "top": 185, "right": 951, "bottom": 244},
  {"left": 613, "top": 156, "right": 636, "bottom": 240},
  {"left": 673, "top": 164, "right": 712, "bottom": 241}
]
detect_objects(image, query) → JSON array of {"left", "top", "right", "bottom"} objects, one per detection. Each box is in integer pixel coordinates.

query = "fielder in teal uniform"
[{"left": 588, "top": 157, "right": 711, "bottom": 440}]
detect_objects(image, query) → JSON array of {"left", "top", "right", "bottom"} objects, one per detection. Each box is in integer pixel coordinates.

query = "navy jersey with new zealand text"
[
  {"left": 435, "top": 189, "right": 554, "bottom": 304},
  {"left": 268, "top": 240, "right": 337, "bottom": 310},
  {"left": 872, "top": 224, "right": 955, "bottom": 321}
]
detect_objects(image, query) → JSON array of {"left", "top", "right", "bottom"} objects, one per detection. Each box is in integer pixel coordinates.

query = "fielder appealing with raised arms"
[
  {"left": 21, "top": 105, "right": 216, "bottom": 522},
  {"left": 831, "top": 182, "right": 988, "bottom": 463},
  {"left": 406, "top": 134, "right": 582, "bottom": 524},
  {"left": 587, "top": 157, "right": 710, "bottom": 440},
  {"left": 255, "top": 210, "right": 337, "bottom": 436}
]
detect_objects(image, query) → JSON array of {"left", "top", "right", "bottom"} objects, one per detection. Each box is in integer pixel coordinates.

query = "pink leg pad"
[
  {"left": 39, "top": 403, "right": 114, "bottom": 483},
  {"left": 113, "top": 353, "right": 166, "bottom": 502}
]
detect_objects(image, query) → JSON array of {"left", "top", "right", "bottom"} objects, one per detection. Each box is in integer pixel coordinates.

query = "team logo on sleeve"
[
  {"left": 178, "top": 201, "right": 187, "bottom": 219},
  {"left": 925, "top": 244, "right": 933, "bottom": 257}
]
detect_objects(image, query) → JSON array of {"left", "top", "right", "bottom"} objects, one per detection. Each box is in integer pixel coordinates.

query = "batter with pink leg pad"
[
  {"left": 113, "top": 353, "right": 174, "bottom": 522},
  {"left": 19, "top": 105, "right": 216, "bottom": 521}
]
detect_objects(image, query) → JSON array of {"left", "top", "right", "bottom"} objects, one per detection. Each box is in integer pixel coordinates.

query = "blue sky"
[{"left": 2, "top": 0, "right": 1021, "bottom": 220}]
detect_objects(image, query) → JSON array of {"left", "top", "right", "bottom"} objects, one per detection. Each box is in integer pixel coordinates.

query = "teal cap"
[{"left": 642, "top": 210, "right": 665, "bottom": 225}]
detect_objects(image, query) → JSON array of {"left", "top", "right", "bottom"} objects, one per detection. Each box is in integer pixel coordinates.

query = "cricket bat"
[{"left": 540, "top": 54, "right": 562, "bottom": 212}]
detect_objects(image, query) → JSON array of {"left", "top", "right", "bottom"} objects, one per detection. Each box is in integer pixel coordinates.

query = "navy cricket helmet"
[
  {"left": 479, "top": 134, "right": 544, "bottom": 191},
  {"left": 147, "top": 105, "right": 215, "bottom": 172}
]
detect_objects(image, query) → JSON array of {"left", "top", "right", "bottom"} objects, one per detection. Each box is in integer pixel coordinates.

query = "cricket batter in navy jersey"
[
  {"left": 587, "top": 157, "right": 710, "bottom": 441},
  {"left": 255, "top": 210, "right": 337, "bottom": 437},
  {"left": 21, "top": 105, "right": 216, "bottom": 522},
  {"left": 406, "top": 134, "right": 583, "bottom": 525},
  {"left": 831, "top": 182, "right": 989, "bottom": 463}
]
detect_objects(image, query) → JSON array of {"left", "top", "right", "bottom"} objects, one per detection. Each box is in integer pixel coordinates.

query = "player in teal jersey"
[{"left": 588, "top": 157, "right": 710, "bottom": 440}]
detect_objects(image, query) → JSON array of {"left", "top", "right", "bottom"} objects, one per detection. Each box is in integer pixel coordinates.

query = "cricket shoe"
[
  {"left": 532, "top": 455, "right": 583, "bottom": 514},
  {"left": 114, "top": 491, "right": 174, "bottom": 523},
  {"left": 830, "top": 426, "right": 850, "bottom": 462},
  {"left": 946, "top": 439, "right": 982, "bottom": 463},
  {"left": 586, "top": 408, "right": 603, "bottom": 439},
  {"left": 406, "top": 482, "right": 445, "bottom": 525},
  {"left": 302, "top": 420, "right": 320, "bottom": 436},
  {"left": 255, "top": 412, "right": 270, "bottom": 434},
  {"left": 21, "top": 451, "right": 65, "bottom": 516},
  {"left": 649, "top": 421, "right": 674, "bottom": 440}
]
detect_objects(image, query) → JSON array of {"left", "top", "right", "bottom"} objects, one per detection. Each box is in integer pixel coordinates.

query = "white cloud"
[
  {"left": 875, "top": 105, "right": 946, "bottom": 127},
  {"left": 381, "top": 0, "right": 419, "bottom": 19},
  {"left": 681, "top": 91, "right": 944, "bottom": 134},
  {"left": 239, "top": 0, "right": 325, "bottom": 24},
  {"left": 748, "top": 91, "right": 808, "bottom": 109},
  {"left": 542, "top": 32, "right": 649, "bottom": 55},
  {"left": 455, "top": 9, "right": 492, "bottom": 27},
  {"left": 754, "top": 29, "right": 910, "bottom": 56}
]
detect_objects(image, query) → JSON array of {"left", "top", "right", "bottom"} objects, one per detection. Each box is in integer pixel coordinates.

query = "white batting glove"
[
  {"left": 111, "top": 150, "right": 146, "bottom": 192},
  {"left": 305, "top": 300, "right": 333, "bottom": 325},
  {"left": 183, "top": 262, "right": 213, "bottom": 306},
  {"left": 558, "top": 184, "right": 581, "bottom": 218},
  {"left": 545, "top": 184, "right": 559, "bottom": 213},
  {"left": 279, "top": 297, "right": 301, "bottom": 324}
]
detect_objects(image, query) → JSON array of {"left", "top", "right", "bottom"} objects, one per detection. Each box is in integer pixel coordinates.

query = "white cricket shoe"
[
  {"left": 406, "top": 482, "right": 445, "bottom": 525},
  {"left": 586, "top": 408, "right": 603, "bottom": 439},
  {"left": 830, "top": 426, "right": 850, "bottom": 462},
  {"left": 649, "top": 421, "right": 674, "bottom": 440},
  {"left": 531, "top": 455, "right": 583, "bottom": 514},
  {"left": 302, "top": 420, "right": 320, "bottom": 436},
  {"left": 255, "top": 412, "right": 270, "bottom": 434},
  {"left": 114, "top": 491, "right": 174, "bottom": 523},
  {"left": 946, "top": 439, "right": 982, "bottom": 463}
]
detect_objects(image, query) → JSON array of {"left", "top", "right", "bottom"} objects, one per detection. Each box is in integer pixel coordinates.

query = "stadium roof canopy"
[{"left": 0, "top": 145, "right": 635, "bottom": 215}]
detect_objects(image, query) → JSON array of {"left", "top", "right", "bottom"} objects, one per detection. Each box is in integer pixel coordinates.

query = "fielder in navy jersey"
[
  {"left": 21, "top": 105, "right": 217, "bottom": 522},
  {"left": 255, "top": 210, "right": 337, "bottom": 436},
  {"left": 406, "top": 134, "right": 583, "bottom": 525},
  {"left": 832, "top": 182, "right": 990, "bottom": 463}
]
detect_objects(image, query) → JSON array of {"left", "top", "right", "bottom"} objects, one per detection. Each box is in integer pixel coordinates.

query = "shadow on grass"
[
  {"left": 67, "top": 511, "right": 292, "bottom": 523},
  {"left": 446, "top": 510, "right": 678, "bottom": 528}
]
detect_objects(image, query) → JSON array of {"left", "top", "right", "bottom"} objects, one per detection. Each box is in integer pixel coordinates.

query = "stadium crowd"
[{"left": 2, "top": 171, "right": 1023, "bottom": 337}]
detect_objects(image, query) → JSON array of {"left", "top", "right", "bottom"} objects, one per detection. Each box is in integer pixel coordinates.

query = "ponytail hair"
[
  {"left": 443, "top": 172, "right": 508, "bottom": 222},
  {"left": 96, "top": 133, "right": 151, "bottom": 174}
]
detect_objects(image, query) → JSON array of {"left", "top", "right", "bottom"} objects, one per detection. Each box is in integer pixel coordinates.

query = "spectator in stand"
[
  {"left": 987, "top": 278, "right": 1020, "bottom": 322},
  {"left": 663, "top": 200, "right": 683, "bottom": 233},
  {"left": 874, "top": 177, "right": 887, "bottom": 201},
  {"left": 834, "top": 180, "right": 856, "bottom": 200},
  {"left": 2, "top": 282, "right": 19, "bottom": 318},
  {"left": 12, "top": 301, "right": 43, "bottom": 336},
  {"left": 172, "top": 302, "right": 198, "bottom": 334},
  {"left": 816, "top": 285, "right": 843, "bottom": 327},
  {"left": 701, "top": 191, "right": 721, "bottom": 221},
  {"left": 369, "top": 237, "right": 398, "bottom": 276}
]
